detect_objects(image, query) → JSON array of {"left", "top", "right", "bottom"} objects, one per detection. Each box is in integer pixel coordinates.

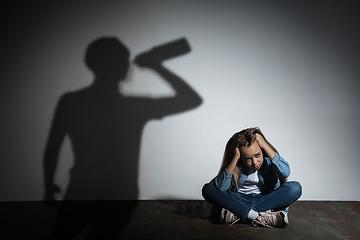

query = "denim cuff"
[
  {"left": 223, "top": 168, "right": 234, "bottom": 178},
  {"left": 271, "top": 152, "right": 280, "bottom": 164}
]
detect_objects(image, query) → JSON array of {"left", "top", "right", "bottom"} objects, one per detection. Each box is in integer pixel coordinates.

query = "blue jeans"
[{"left": 202, "top": 181, "right": 302, "bottom": 221}]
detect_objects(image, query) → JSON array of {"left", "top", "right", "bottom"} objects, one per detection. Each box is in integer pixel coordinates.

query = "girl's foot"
[
  {"left": 220, "top": 208, "right": 240, "bottom": 226},
  {"left": 252, "top": 210, "right": 288, "bottom": 228}
]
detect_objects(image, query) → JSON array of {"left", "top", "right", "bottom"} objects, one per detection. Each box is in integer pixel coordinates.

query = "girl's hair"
[{"left": 214, "top": 127, "right": 278, "bottom": 187}]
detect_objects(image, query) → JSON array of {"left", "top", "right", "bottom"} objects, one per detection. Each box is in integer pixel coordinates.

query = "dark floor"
[{"left": 1, "top": 200, "right": 360, "bottom": 239}]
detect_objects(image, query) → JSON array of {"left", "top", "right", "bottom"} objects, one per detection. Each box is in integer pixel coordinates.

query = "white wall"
[{"left": 1, "top": 0, "right": 360, "bottom": 201}]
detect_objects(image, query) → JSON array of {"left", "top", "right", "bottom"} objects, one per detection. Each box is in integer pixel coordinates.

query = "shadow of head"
[{"left": 85, "top": 37, "right": 130, "bottom": 82}]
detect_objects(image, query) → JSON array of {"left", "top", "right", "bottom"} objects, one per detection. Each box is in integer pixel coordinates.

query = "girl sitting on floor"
[{"left": 202, "top": 127, "right": 302, "bottom": 228}]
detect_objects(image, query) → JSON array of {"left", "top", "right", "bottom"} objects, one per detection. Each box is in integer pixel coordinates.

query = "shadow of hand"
[{"left": 134, "top": 50, "right": 162, "bottom": 68}]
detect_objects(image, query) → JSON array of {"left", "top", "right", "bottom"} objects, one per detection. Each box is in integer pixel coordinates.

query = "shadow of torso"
[{"left": 57, "top": 86, "right": 167, "bottom": 200}]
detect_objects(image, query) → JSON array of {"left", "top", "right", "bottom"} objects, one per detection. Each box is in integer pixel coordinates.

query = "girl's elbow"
[
  {"left": 283, "top": 169, "right": 291, "bottom": 178},
  {"left": 217, "top": 185, "right": 229, "bottom": 191},
  {"left": 214, "top": 182, "right": 226, "bottom": 191}
]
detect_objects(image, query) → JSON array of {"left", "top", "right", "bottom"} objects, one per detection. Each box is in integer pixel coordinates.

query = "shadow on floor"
[{"left": 1, "top": 201, "right": 360, "bottom": 239}]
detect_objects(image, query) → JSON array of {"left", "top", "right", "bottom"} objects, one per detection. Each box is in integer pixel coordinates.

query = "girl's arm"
[
  {"left": 256, "top": 133, "right": 290, "bottom": 178},
  {"left": 256, "top": 133, "right": 275, "bottom": 159},
  {"left": 226, "top": 148, "right": 240, "bottom": 174},
  {"left": 214, "top": 169, "right": 233, "bottom": 191},
  {"left": 214, "top": 148, "right": 240, "bottom": 191},
  {"left": 270, "top": 153, "right": 290, "bottom": 178}
]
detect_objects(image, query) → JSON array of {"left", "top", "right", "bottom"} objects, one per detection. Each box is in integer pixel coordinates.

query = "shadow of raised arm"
[{"left": 134, "top": 38, "right": 202, "bottom": 116}]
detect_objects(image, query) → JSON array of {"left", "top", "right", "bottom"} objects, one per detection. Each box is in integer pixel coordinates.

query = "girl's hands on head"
[
  {"left": 227, "top": 147, "right": 241, "bottom": 174},
  {"left": 233, "top": 147, "right": 241, "bottom": 161},
  {"left": 255, "top": 133, "right": 276, "bottom": 159},
  {"left": 255, "top": 133, "right": 267, "bottom": 149}
]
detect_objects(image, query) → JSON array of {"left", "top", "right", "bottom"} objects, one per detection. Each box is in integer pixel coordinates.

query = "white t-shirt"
[{"left": 238, "top": 169, "right": 263, "bottom": 194}]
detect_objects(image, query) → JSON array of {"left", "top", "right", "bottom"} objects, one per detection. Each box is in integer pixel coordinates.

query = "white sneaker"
[
  {"left": 252, "top": 210, "right": 288, "bottom": 228},
  {"left": 220, "top": 208, "right": 241, "bottom": 226}
]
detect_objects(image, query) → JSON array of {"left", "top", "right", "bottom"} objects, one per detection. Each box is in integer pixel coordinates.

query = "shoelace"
[
  {"left": 230, "top": 217, "right": 241, "bottom": 226},
  {"left": 223, "top": 210, "right": 241, "bottom": 226}
]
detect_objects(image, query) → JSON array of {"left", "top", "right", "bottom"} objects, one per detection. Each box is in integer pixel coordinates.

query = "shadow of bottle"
[{"left": 43, "top": 37, "right": 202, "bottom": 239}]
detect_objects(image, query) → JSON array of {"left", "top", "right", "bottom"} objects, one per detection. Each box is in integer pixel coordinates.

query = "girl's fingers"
[{"left": 256, "top": 133, "right": 265, "bottom": 148}]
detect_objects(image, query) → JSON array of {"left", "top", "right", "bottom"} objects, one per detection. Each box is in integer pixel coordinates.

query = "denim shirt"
[{"left": 214, "top": 153, "right": 290, "bottom": 194}]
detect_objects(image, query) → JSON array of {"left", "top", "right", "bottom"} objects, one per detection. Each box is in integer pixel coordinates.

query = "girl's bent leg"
[
  {"left": 253, "top": 181, "right": 302, "bottom": 213},
  {"left": 202, "top": 183, "right": 252, "bottom": 221}
]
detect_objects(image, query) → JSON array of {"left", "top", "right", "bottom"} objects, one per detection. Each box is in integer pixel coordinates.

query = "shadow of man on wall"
[{"left": 43, "top": 37, "right": 202, "bottom": 239}]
